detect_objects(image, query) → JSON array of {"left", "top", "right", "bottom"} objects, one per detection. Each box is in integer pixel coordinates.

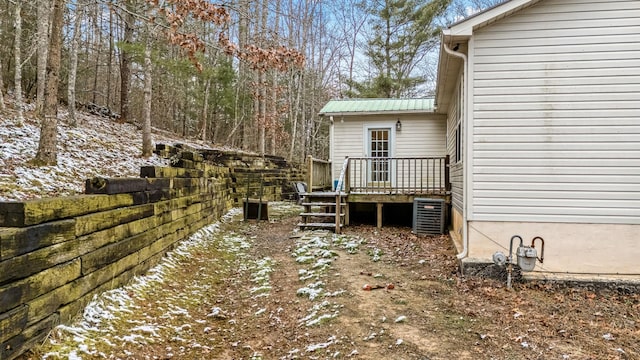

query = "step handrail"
[
  {"left": 334, "top": 157, "right": 349, "bottom": 233},
  {"left": 335, "top": 157, "right": 349, "bottom": 195}
]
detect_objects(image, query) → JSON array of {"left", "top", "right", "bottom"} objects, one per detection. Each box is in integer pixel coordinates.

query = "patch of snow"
[
  {"left": 40, "top": 215, "right": 238, "bottom": 357},
  {"left": 394, "top": 315, "right": 407, "bottom": 323},
  {"left": 370, "top": 248, "right": 383, "bottom": 262},
  {"left": 306, "top": 335, "right": 337, "bottom": 352},
  {"left": 0, "top": 114, "right": 176, "bottom": 201},
  {"left": 305, "top": 313, "right": 338, "bottom": 327},
  {"left": 324, "top": 290, "right": 346, "bottom": 297},
  {"left": 207, "top": 307, "right": 223, "bottom": 318},
  {"left": 295, "top": 255, "right": 316, "bottom": 264},
  {"left": 254, "top": 308, "right": 267, "bottom": 316},
  {"left": 297, "top": 281, "right": 325, "bottom": 300},
  {"left": 363, "top": 333, "right": 376, "bottom": 341}
]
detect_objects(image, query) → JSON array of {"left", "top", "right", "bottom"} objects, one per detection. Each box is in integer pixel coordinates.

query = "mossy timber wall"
[{"left": 0, "top": 145, "right": 301, "bottom": 360}]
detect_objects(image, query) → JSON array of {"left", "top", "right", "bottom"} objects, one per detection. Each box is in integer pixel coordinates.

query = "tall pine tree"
[{"left": 349, "top": 0, "right": 450, "bottom": 98}]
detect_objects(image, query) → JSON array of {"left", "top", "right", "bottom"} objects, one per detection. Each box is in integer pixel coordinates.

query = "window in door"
[{"left": 369, "top": 128, "right": 390, "bottom": 182}]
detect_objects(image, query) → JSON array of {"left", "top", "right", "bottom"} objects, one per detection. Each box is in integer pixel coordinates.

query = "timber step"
[
  {"left": 297, "top": 223, "right": 343, "bottom": 230},
  {"left": 300, "top": 212, "right": 345, "bottom": 217},
  {"left": 304, "top": 191, "right": 344, "bottom": 198},
  {"left": 301, "top": 202, "right": 346, "bottom": 207},
  {"left": 298, "top": 191, "right": 347, "bottom": 233}
]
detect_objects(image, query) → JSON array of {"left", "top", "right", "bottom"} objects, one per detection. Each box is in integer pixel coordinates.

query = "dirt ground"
[{"left": 26, "top": 203, "right": 640, "bottom": 360}]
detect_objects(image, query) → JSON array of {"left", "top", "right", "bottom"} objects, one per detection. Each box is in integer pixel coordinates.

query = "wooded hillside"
[{"left": 0, "top": 0, "right": 498, "bottom": 163}]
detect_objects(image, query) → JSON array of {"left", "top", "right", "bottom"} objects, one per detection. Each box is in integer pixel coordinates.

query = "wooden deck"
[{"left": 300, "top": 156, "right": 450, "bottom": 232}]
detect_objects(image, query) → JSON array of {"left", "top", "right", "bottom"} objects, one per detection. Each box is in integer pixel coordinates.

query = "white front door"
[{"left": 368, "top": 128, "right": 390, "bottom": 183}]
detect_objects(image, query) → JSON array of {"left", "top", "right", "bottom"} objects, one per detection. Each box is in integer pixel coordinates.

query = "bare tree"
[
  {"left": 201, "top": 78, "right": 211, "bottom": 142},
  {"left": 91, "top": 3, "right": 102, "bottom": 104},
  {"left": 119, "top": 0, "right": 136, "bottom": 124},
  {"left": 268, "top": 0, "right": 281, "bottom": 155},
  {"left": 35, "top": 0, "right": 64, "bottom": 165},
  {"left": 332, "top": 0, "right": 369, "bottom": 95},
  {"left": 141, "top": 25, "right": 153, "bottom": 157},
  {"left": 0, "top": 58, "right": 5, "bottom": 111},
  {"left": 36, "top": 0, "right": 51, "bottom": 115},
  {"left": 0, "top": 16, "right": 5, "bottom": 112},
  {"left": 68, "top": 0, "right": 83, "bottom": 127},
  {"left": 13, "top": 0, "right": 23, "bottom": 125},
  {"left": 106, "top": 6, "right": 114, "bottom": 108}
]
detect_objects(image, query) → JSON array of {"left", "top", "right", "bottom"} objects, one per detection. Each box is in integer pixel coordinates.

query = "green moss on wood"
[
  {"left": 0, "top": 195, "right": 134, "bottom": 227},
  {"left": 0, "top": 219, "right": 76, "bottom": 260},
  {"left": 0, "top": 305, "right": 28, "bottom": 343},
  {"left": 74, "top": 204, "right": 154, "bottom": 237},
  {"left": 0, "top": 259, "right": 81, "bottom": 314},
  {"left": 1, "top": 313, "right": 59, "bottom": 360}
]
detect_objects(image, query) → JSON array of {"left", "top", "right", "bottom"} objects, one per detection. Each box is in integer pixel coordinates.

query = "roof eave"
[
  {"left": 319, "top": 109, "right": 436, "bottom": 117},
  {"left": 434, "top": 32, "right": 469, "bottom": 114},
  {"left": 435, "top": 0, "right": 543, "bottom": 113},
  {"left": 447, "top": 0, "right": 542, "bottom": 36}
]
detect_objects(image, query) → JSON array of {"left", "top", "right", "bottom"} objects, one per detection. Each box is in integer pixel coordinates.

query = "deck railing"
[
  {"left": 345, "top": 156, "right": 449, "bottom": 195},
  {"left": 306, "top": 155, "right": 332, "bottom": 191}
]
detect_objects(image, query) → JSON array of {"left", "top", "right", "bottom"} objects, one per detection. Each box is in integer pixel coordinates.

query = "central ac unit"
[{"left": 412, "top": 198, "right": 445, "bottom": 235}]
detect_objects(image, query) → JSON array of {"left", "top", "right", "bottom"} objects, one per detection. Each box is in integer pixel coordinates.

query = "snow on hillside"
[{"left": 0, "top": 102, "right": 213, "bottom": 201}]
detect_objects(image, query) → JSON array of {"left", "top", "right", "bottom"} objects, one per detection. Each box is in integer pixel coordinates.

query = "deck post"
[
  {"left": 345, "top": 203, "right": 350, "bottom": 226},
  {"left": 307, "top": 155, "right": 313, "bottom": 191},
  {"left": 444, "top": 155, "right": 451, "bottom": 192},
  {"left": 335, "top": 193, "right": 341, "bottom": 234},
  {"left": 376, "top": 202, "right": 383, "bottom": 229}
]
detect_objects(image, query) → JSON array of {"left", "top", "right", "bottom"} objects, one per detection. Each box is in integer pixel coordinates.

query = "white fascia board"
[{"left": 447, "top": 0, "right": 540, "bottom": 37}]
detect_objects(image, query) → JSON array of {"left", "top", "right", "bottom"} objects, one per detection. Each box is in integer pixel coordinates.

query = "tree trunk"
[
  {"left": 270, "top": 0, "right": 281, "bottom": 155},
  {"left": 68, "top": 1, "right": 83, "bottom": 127},
  {"left": 258, "top": 0, "right": 268, "bottom": 155},
  {"left": 235, "top": 0, "right": 250, "bottom": 150},
  {"left": 259, "top": 71, "right": 266, "bottom": 155},
  {"left": 201, "top": 78, "right": 211, "bottom": 142},
  {"left": 36, "top": 0, "right": 50, "bottom": 115},
  {"left": 35, "top": 0, "right": 64, "bottom": 166},
  {"left": 120, "top": 0, "right": 135, "bottom": 123},
  {"left": 13, "top": 1, "right": 23, "bottom": 126},
  {"left": 288, "top": 72, "right": 302, "bottom": 161},
  {"left": 0, "top": 54, "right": 5, "bottom": 111},
  {"left": 92, "top": 4, "right": 101, "bottom": 104},
  {"left": 106, "top": 7, "right": 114, "bottom": 108},
  {"left": 141, "top": 33, "right": 153, "bottom": 157}
]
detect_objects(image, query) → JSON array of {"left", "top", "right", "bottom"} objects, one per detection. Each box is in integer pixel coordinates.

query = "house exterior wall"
[
  {"left": 471, "top": 0, "right": 640, "bottom": 224},
  {"left": 331, "top": 114, "right": 446, "bottom": 184},
  {"left": 446, "top": 73, "right": 464, "bottom": 213},
  {"left": 467, "top": 221, "right": 640, "bottom": 276},
  {"left": 461, "top": 0, "right": 640, "bottom": 277}
]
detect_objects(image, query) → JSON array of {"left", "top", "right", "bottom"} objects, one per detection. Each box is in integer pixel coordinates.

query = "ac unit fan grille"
[{"left": 412, "top": 198, "right": 445, "bottom": 235}]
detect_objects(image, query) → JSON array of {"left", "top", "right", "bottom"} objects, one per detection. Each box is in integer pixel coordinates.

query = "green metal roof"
[{"left": 318, "top": 98, "right": 435, "bottom": 115}]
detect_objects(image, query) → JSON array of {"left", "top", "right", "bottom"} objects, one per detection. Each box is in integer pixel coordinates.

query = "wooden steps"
[
  {"left": 298, "top": 191, "right": 347, "bottom": 233},
  {"left": 297, "top": 222, "right": 342, "bottom": 230},
  {"left": 301, "top": 202, "right": 346, "bottom": 207}
]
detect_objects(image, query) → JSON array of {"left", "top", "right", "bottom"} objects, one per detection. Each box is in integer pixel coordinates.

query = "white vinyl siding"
[
  {"left": 471, "top": 0, "right": 640, "bottom": 224},
  {"left": 332, "top": 114, "right": 446, "bottom": 184},
  {"left": 447, "top": 74, "right": 464, "bottom": 212}
]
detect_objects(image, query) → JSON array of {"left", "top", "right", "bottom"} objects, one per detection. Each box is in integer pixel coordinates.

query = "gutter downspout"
[{"left": 443, "top": 42, "right": 469, "bottom": 260}]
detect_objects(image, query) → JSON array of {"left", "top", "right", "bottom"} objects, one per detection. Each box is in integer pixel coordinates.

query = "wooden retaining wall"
[{"left": 0, "top": 146, "right": 301, "bottom": 360}]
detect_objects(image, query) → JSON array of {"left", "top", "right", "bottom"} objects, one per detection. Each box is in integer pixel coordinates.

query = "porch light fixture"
[{"left": 396, "top": 119, "right": 402, "bottom": 131}]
